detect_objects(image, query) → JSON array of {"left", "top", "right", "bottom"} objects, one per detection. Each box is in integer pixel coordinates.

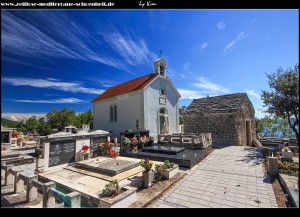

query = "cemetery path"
[{"left": 152, "top": 145, "right": 278, "bottom": 208}]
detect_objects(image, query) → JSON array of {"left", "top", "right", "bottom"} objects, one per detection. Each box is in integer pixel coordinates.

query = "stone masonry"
[{"left": 183, "top": 93, "right": 256, "bottom": 146}]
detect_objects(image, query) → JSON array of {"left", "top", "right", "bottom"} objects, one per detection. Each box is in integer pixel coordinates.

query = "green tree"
[
  {"left": 179, "top": 106, "right": 186, "bottom": 125},
  {"left": 255, "top": 117, "right": 264, "bottom": 137},
  {"left": 37, "top": 117, "right": 51, "bottom": 136},
  {"left": 256, "top": 115, "right": 274, "bottom": 137},
  {"left": 16, "top": 120, "right": 27, "bottom": 133},
  {"left": 46, "top": 107, "right": 78, "bottom": 131},
  {"left": 46, "top": 108, "right": 61, "bottom": 130},
  {"left": 77, "top": 109, "right": 93, "bottom": 130},
  {"left": 261, "top": 64, "right": 299, "bottom": 144},
  {"left": 25, "top": 115, "right": 39, "bottom": 134}
]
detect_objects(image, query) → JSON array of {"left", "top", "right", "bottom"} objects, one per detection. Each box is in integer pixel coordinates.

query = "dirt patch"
[
  {"left": 129, "top": 172, "right": 186, "bottom": 208},
  {"left": 271, "top": 178, "right": 288, "bottom": 207},
  {"left": 261, "top": 149, "right": 291, "bottom": 207}
]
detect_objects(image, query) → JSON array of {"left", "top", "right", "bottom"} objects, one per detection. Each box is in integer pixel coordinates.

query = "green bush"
[
  {"left": 101, "top": 180, "right": 121, "bottom": 197},
  {"left": 155, "top": 164, "right": 164, "bottom": 181},
  {"left": 278, "top": 161, "right": 299, "bottom": 176},
  {"left": 163, "top": 160, "right": 174, "bottom": 169}
]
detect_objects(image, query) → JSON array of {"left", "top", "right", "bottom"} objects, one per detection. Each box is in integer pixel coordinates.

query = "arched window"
[{"left": 159, "top": 108, "right": 169, "bottom": 134}]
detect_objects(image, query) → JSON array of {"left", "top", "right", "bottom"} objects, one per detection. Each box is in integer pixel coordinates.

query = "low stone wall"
[{"left": 1, "top": 162, "right": 81, "bottom": 208}]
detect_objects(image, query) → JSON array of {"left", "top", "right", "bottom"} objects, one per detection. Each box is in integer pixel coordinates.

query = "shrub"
[
  {"left": 155, "top": 164, "right": 164, "bottom": 181},
  {"left": 101, "top": 180, "right": 122, "bottom": 197},
  {"left": 278, "top": 161, "right": 299, "bottom": 176},
  {"left": 163, "top": 160, "right": 174, "bottom": 169}
]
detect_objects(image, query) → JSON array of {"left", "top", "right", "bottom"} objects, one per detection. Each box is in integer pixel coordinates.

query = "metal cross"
[{"left": 159, "top": 50, "right": 162, "bottom": 58}]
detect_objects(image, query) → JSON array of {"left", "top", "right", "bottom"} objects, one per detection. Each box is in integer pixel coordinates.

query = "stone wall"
[
  {"left": 183, "top": 112, "right": 240, "bottom": 146},
  {"left": 183, "top": 100, "right": 255, "bottom": 146},
  {"left": 237, "top": 101, "right": 256, "bottom": 146}
]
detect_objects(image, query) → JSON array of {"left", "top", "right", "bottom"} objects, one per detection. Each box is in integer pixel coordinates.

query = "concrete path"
[{"left": 153, "top": 145, "right": 278, "bottom": 208}]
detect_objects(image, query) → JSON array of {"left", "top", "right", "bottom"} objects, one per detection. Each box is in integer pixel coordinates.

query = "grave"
[
  {"left": 38, "top": 130, "right": 111, "bottom": 170},
  {"left": 75, "top": 158, "right": 139, "bottom": 175},
  {"left": 122, "top": 146, "right": 207, "bottom": 168},
  {"left": 1, "top": 151, "right": 35, "bottom": 166},
  {"left": 142, "top": 145, "right": 185, "bottom": 155},
  {"left": 35, "top": 156, "right": 154, "bottom": 207},
  {"left": 1, "top": 126, "right": 15, "bottom": 152}
]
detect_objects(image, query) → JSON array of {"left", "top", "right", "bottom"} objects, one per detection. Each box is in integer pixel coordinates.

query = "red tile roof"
[{"left": 92, "top": 73, "right": 159, "bottom": 102}]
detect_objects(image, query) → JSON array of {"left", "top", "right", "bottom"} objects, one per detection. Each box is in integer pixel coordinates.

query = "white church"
[{"left": 92, "top": 58, "right": 181, "bottom": 141}]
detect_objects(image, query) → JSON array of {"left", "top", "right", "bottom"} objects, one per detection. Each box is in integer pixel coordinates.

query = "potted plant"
[
  {"left": 99, "top": 180, "right": 137, "bottom": 208},
  {"left": 79, "top": 145, "right": 90, "bottom": 160},
  {"left": 122, "top": 136, "right": 132, "bottom": 152},
  {"left": 139, "top": 135, "right": 149, "bottom": 149},
  {"left": 82, "top": 145, "right": 90, "bottom": 153},
  {"left": 98, "top": 142, "right": 119, "bottom": 158},
  {"left": 131, "top": 137, "right": 139, "bottom": 153},
  {"left": 155, "top": 164, "right": 164, "bottom": 181},
  {"left": 162, "top": 160, "right": 179, "bottom": 179},
  {"left": 139, "top": 158, "right": 154, "bottom": 188}
]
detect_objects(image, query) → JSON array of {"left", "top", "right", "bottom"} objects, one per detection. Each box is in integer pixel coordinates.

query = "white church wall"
[
  {"left": 144, "top": 77, "right": 179, "bottom": 141},
  {"left": 93, "top": 91, "right": 143, "bottom": 139}
]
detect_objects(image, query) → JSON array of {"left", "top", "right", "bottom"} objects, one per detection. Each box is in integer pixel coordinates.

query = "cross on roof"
[{"left": 159, "top": 50, "right": 162, "bottom": 58}]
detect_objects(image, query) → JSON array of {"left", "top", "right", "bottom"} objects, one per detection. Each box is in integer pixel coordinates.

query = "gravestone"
[
  {"left": 1, "top": 132, "right": 9, "bottom": 143},
  {"left": 49, "top": 140, "right": 76, "bottom": 167}
]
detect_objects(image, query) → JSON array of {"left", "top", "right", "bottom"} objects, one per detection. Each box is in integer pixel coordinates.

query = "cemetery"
[
  {"left": 1, "top": 125, "right": 188, "bottom": 208},
  {"left": 2, "top": 120, "right": 299, "bottom": 208},
  {"left": 1, "top": 58, "right": 297, "bottom": 208}
]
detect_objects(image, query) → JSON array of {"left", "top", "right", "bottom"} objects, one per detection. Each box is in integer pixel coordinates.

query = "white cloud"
[
  {"left": 183, "top": 62, "right": 191, "bottom": 71},
  {"left": 179, "top": 74, "right": 186, "bottom": 79},
  {"left": 178, "top": 89, "right": 205, "bottom": 99},
  {"left": 223, "top": 31, "right": 248, "bottom": 54},
  {"left": 12, "top": 98, "right": 86, "bottom": 104},
  {"left": 245, "top": 89, "right": 261, "bottom": 100},
  {"left": 201, "top": 42, "right": 208, "bottom": 49},
  {"left": 44, "top": 94, "right": 61, "bottom": 97},
  {"left": 2, "top": 11, "right": 155, "bottom": 72},
  {"left": 98, "top": 30, "right": 156, "bottom": 67},
  {"left": 1, "top": 113, "right": 46, "bottom": 122},
  {"left": 217, "top": 21, "right": 226, "bottom": 30},
  {"left": 193, "top": 77, "right": 230, "bottom": 94},
  {"left": 101, "top": 84, "right": 113, "bottom": 88},
  {"left": 2, "top": 77, "right": 104, "bottom": 95}
]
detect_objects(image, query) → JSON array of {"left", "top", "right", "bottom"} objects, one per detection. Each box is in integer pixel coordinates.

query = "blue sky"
[{"left": 1, "top": 10, "right": 299, "bottom": 121}]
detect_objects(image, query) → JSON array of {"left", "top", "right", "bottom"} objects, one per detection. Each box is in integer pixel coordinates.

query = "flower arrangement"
[
  {"left": 139, "top": 158, "right": 153, "bottom": 172},
  {"left": 81, "top": 145, "right": 90, "bottom": 153},
  {"left": 123, "top": 137, "right": 131, "bottom": 146},
  {"left": 130, "top": 137, "right": 139, "bottom": 146},
  {"left": 99, "top": 141, "right": 119, "bottom": 158},
  {"left": 139, "top": 136, "right": 149, "bottom": 144},
  {"left": 282, "top": 146, "right": 289, "bottom": 152},
  {"left": 12, "top": 130, "right": 19, "bottom": 138}
]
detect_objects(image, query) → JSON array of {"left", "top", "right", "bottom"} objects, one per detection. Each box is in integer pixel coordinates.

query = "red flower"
[{"left": 82, "top": 145, "right": 90, "bottom": 150}]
